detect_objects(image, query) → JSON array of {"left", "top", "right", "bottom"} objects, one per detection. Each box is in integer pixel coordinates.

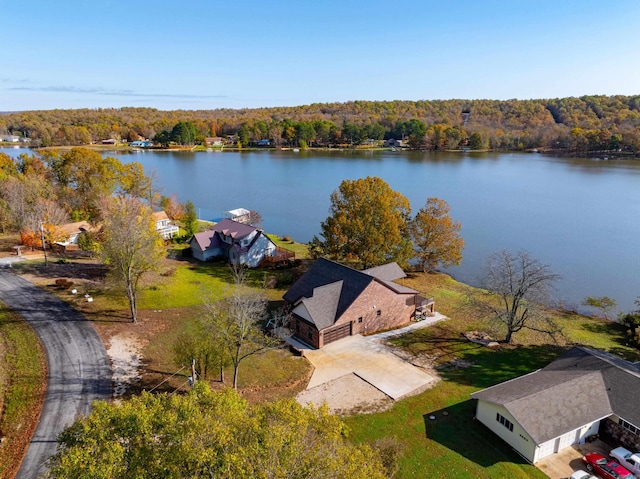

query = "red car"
[{"left": 583, "top": 452, "right": 633, "bottom": 479}]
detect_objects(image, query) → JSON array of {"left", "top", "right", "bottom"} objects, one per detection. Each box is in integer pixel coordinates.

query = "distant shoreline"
[{"left": 3, "top": 143, "right": 638, "bottom": 160}]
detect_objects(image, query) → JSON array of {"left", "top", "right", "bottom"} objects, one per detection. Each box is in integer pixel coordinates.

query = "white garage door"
[
  {"left": 537, "top": 439, "right": 555, "bottom": 461},
  {"left": 558, "top": 429, "right": 579, "bottom": 451}
]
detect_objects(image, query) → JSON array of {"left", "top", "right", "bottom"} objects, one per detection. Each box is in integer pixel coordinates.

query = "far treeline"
[{"left": 2, "top": 95, "right": 640, "bottom": 154}]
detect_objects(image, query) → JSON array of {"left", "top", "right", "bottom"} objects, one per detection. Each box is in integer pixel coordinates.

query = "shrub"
[
  {"left": 54, "top": 279, "right": 74, "bottom": 289},
  {"left": 160, "top": 268, "right": 176, "bottom": 277}
]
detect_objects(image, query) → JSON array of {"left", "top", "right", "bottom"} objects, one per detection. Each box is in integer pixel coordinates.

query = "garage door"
[
  {"left": 557, "top": 429, "right": 579, "bottom": 451},
  {"left": 323, "top": 323, "right": 352, "bottom": 345},
  {"left": 537, "top": 439, "right": 555, "bottom": 461}
]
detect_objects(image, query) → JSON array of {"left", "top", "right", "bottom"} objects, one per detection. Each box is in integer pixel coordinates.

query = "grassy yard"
[
  {"left": 7, "top": 247, "right": 312, "bottom": 402},
  {"left": 343, "top": 272, "right": 640, "bottom": 479},
  {"left": 0, "top": 307, "right": 47, "bottom": 479},
  {"left": 6, "top": 243, "right": 640, "bottom": 478}
]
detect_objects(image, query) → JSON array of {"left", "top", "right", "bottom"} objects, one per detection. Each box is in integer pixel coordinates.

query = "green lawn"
[
  {"left": 8, "top": 247, "right": 640, "bottom": 478},
  {"left": 268, "top": 234, "right": 310, "bottom": 259},
  {"left": 344, "top": 273, "right": 640, "bottom": 479}
]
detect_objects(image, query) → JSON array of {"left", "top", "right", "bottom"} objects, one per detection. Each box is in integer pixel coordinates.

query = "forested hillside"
[{"left": 1, "top": 95, "right": 639, "bottom": 153}]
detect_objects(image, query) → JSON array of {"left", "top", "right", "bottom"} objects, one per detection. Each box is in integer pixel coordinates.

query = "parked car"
[
  {"left": 611, "top": 447, "right": 640, "bottom": 477},
  {"left": 571, "top": 470, "right": 597, "bottom": 479},
  {"left": 583, "top": 452, "right": 634, "bottom": 479}
]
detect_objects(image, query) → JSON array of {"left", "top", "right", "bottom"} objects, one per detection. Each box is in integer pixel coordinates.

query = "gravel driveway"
[{"left": 0, "top": 270, "right": 111, "bottom": 478}]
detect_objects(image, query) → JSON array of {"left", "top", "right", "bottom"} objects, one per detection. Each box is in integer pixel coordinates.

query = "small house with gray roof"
[
  {"left": 471, "top": 346, "right": 640, "bottom": 463},
  {"left": 283, "top": 258, "right": 434, "bottom": 348},
  {"left": 189, "top": 218, "right": 280, "bottom": 267}
]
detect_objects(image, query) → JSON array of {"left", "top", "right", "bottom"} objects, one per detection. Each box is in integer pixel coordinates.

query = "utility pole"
[{"left": 39, "top": 220, "right": 48, "bottom": 268}]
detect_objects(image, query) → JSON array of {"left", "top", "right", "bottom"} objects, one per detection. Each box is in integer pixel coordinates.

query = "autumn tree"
[
  {"left": 409, "top": 197, "right": 464, "bottom": 272},
  {"left": 199, "top": 267, "right": 278, "bottom": 389},
  {"left": 98, "top": 196, "right": 165, "bottom": 323},
  {"left": 20, "top": 228, "right": 41, "bottom": 251},
  {"left": 46, "top": 384, "right": 388, "bottom": 479},
  {"left": 160, "top": 194, "right": 185, "bottom": 221},
  {"left": 46, "top": 148, "right": 123, "bottom": 220},
  {"left": 312, "top": 176, "right": 412, "bottom": 268},
  {"left": 478, "top": 250, "right": 561, "bottom": 344}
]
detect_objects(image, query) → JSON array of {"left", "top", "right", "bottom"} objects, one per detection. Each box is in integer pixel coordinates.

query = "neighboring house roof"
[
  {"left": 212, "top": 218, "right": 256, "bottom": 239},
  {"left": 57, "top": 221, "right": 93, "bottom": 237},
  {"left": 152, "top": 211, "right": 170, "bottom": 222},
  {"left": 191, "top": 230, "right": 220, "bottom": 252},
  {"left": 284, "top": 258, "right": 416, "bottom": 331},
  {"left": 471, "top": 347, "right": 640, "bottom": 444},
  {"left": 191, "top": 219, "right": 258, "bottom": 253}
]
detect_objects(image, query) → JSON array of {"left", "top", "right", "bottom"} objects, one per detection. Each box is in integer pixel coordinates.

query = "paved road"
[{"left": 0, "top": 270, "right": 111, "bottom": 479}]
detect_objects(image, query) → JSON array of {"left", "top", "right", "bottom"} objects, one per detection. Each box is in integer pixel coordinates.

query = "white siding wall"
[
  {"left": 241, "top": 233, "right": 276, "bottom": 268},
  {"left": 475, "top": 401, "right": 536, "bottom": 463}
]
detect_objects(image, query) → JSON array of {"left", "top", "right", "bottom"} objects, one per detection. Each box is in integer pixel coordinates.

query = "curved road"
[{"left": 0, "top": 270, "right": 111, "bottom": 478}]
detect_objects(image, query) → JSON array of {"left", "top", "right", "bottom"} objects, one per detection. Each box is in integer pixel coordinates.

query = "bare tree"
[
  {"left": 200, "top": 266, "right": 279, "bottom": 389},
  {"left": 99, "top": 196, "right": 165, "bottom": 322},
  {"left": 478, "top": 249, "right": 561, "bottom": 344},
  {"left": 247, "top": 209, "right": 262, "bottom": 227}
]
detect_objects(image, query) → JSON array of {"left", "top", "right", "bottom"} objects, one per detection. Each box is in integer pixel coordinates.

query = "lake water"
[{"left": 3, "top": 146, "right": 640, "bottom": 313}]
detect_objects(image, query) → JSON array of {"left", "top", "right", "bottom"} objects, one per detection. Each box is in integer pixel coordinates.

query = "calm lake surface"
[{"left": 4, "top": 147, "right": 640, "bottom": 313}]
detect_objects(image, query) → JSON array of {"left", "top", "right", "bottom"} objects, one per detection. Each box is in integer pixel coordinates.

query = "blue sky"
[{"left": 2, "top": 0, "right": 639, "bottom": 111}]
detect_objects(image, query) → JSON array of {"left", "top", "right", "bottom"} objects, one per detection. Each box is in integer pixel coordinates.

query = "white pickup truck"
[{"left": 611, "top": 447, "right": 640, "bottom": 478}]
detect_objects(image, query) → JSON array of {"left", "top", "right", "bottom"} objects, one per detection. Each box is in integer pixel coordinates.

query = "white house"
[
  {"left": 471, "top": 347, "right": 640, "bottom": 463},
  {"left": 189, "top": 218, "right": 277, "bottom": 267},
  {"left": 152, "top": 211, "right": 179, "bottom": 239},
  {"left": 55, "top": 221, "right": 94, "bottom": 250}
]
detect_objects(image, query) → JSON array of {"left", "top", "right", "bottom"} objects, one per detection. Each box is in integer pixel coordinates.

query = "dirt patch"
[
  {"left": 297, "top": 373, "right": 394, "bottom": 416},
  {"left": 107, "top": 334, "right": 143, "bottom": 398},
  {"left": 463, "top": 330, "right": 501, "bottom": 348}
]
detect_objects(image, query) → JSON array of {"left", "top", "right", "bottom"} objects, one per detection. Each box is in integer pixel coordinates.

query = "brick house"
[{"left": 283, "top": 258, "right": 434, "bottom": 348}]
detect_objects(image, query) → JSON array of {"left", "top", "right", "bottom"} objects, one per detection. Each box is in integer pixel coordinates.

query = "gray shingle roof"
[
  {"left": 297, "top": 281, "right": 344, "bottom": 330},
  {"left": 363, "top": 262, "right": 407, "bottom": 281},
  {"left": 284, "top": 259, "right": 374, "bottom": 328},
  {"left": 284, "top": 258, "right": 416, "bottom": 330},
  {"left": 471, "top": 346, "right": 640, "bottom": 444}
]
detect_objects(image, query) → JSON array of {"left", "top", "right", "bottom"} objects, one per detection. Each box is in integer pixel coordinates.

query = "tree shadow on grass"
[
  {"left": 424, "top": 400, "right": 531, "bottom": 469},
  {"left": 438, "top": 344, "right": 564, "bottom": 389}
]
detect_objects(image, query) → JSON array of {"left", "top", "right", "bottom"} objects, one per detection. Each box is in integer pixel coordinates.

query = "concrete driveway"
[
  {"left": 536, "top": 438, "right": 612, "bottom": 479},
  {"left": 0, "top": 271, "right": 111, "bottom": 479},
  {"left": 302, "top": 315, "right": 444, "bottom": 400}
]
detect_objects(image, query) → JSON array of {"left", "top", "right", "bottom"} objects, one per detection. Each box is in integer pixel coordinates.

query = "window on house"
[
  {"left": 376, "top": 310, "right": 381, "bottom": 316},
  {"left": 496, "top": 413, "right": 514, "bottom": 432},
  {"left": 358, "top": 317, "right": 363, "bottom": 323},
  {"left": 619, "top": 418, "right": 639, "bottom": 435},
  {"left": 295, "top": 320, "right": 300, "bottom": 332},
  {"left": 308, "top": 330, "right": 313, "bottom": 340}
]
